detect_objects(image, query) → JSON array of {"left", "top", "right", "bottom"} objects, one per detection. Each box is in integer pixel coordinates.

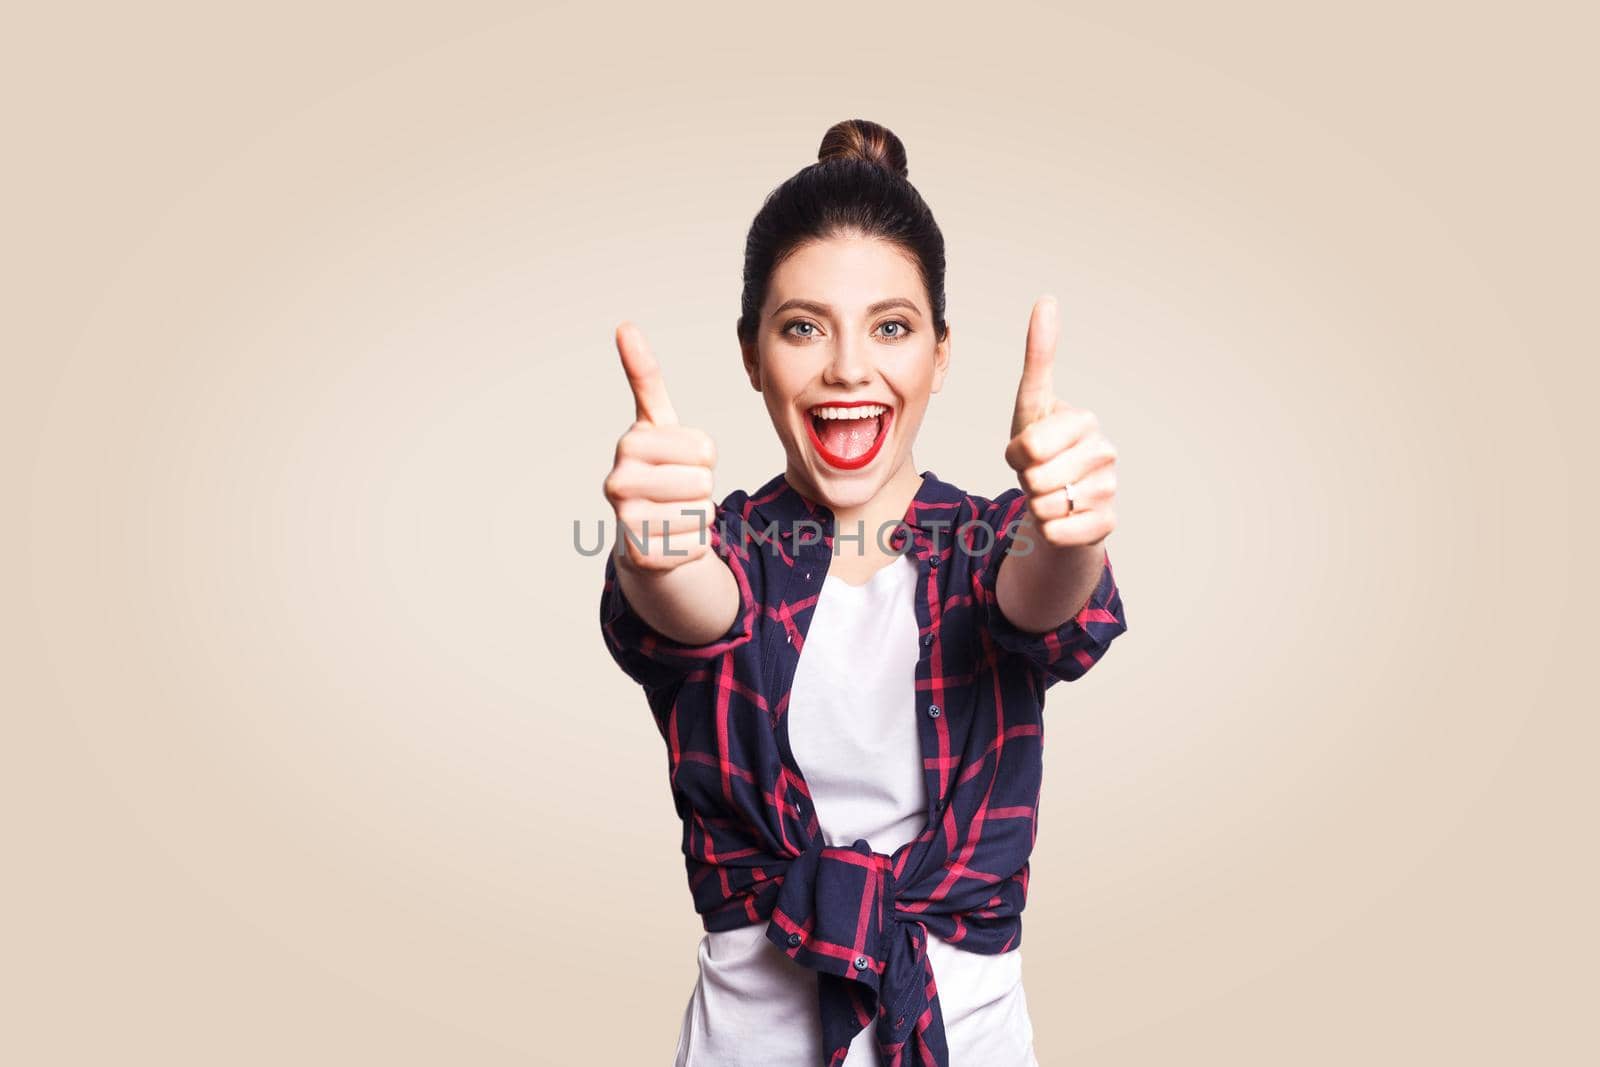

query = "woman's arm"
[
  {"left": 613, "top": 540, "right": 740, "bottom": 646},
  {"left": 997, "top": 295, "right": 1120, "bottom": 632},
  {"left": 605, "top": 319, "right": 741, "bottom": 648},
  {"left": 993, "top": 513, "right": 1108, "bottom": 633}
]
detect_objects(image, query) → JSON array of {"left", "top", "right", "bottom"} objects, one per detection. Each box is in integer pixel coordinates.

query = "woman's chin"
[
  {"left": 817, "top": 480, "right": 877, "bottom": 511},
  {"left": 803, "top": 455, "right": 896, "bottom": 509},
  {"left": 785, "top": 418, "right": 909, "bottom": 510}
]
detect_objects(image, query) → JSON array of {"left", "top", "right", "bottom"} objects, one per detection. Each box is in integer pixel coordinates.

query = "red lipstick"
[{"left": 804, "top": 400, "right": 893, "bottom": 471}]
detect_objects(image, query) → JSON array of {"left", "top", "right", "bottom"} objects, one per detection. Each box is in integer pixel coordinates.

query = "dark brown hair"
[{"left": 736, "top": 119, "right": 948, "bottom": 349}]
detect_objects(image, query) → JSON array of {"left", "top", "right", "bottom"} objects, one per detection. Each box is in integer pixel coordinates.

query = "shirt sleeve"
[
  {"left": 968, "top": 488, "right": 1129, "bottom": 690},
  {"left": 598, "top": 503, "right": 759, "bottom": 697}
]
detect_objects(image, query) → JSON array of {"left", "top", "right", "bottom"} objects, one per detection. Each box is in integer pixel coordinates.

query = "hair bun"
[{"left": 817, "top": 119, "right": 909, "bottom": 179}]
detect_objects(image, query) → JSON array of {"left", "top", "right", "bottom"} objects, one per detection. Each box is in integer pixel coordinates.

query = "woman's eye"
[{"left": 783, "top": 319, "right": 910, "bottom": 340}]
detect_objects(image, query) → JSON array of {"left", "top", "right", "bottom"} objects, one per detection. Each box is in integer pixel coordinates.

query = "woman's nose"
[{"left": 821, "top": 335, "right": 873, "bottom": 387}]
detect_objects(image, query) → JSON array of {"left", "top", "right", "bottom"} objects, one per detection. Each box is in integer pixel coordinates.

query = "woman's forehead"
[{"left": 766, "top": 237, "right": 926, "bottom": 314}]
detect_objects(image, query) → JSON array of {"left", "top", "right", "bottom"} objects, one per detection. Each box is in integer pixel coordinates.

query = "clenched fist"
[
  {"left": 603, "top": 321, "right": 720, "bottom": 572},
  {"left": 1003, "top": 296, "right": 1119, "bottom": 548}
]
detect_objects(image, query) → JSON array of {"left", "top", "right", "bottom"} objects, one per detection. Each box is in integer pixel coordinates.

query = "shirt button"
[
  {"left": 921, "top": 633, "right": 934, "bottom": 647},
  {"left": 853, "top": 955, "right": 869, "bottom": 971},
  {"left": 804, "top": 571, "right": 812, "bottom": 580},
  {"left": 929, "top": 555, "right": 940, "bottom": 569},
  {"left": 927, "top": 704, "right": 941, "bottom": 718},
  {"left": 786, "top": 632, "right": 792, "bottom": 644},
  {"left": 787, "top": 932, "right": 802, "bottom": 947}
]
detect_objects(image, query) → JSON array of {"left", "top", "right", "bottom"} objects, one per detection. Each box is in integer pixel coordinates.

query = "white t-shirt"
[{"left": 673, "top": 553, "right": 1039, "bottom": 1066}]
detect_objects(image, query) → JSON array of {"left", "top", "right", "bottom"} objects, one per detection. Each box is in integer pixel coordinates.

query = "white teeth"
[{"left": 810, "top": 404, "right": 887, "bottom": 420}]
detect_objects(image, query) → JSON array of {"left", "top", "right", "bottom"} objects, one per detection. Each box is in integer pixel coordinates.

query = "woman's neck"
[{"left": 790, "top": 458, "right": 924, "bottom": 562}]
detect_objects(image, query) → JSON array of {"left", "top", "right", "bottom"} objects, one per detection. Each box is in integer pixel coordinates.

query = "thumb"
[
  {"left": 1011, "top": 295, "right": 1058, "bottom": 438},
  {"left": 616, "top": 321, "right": 679, "bottom": 426}
]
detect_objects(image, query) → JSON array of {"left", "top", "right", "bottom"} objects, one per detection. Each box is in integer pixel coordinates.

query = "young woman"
[{"left": 600, "top": 119, "right": 1129, "bottom": 1067}]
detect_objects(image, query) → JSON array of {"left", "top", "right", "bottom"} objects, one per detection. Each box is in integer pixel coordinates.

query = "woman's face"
[{"left": 741, "top": 232, "right": 951, "bottom": 513}]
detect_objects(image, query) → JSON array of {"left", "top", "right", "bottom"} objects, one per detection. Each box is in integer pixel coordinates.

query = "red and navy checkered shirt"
[{"left": 600, "top": 469, "right": 1129, "bottom": 1067}]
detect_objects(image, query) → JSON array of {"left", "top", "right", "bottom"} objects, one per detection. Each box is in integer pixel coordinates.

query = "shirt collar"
[{"left": 746, "top": 468, "right": 965, "bottom": 536}]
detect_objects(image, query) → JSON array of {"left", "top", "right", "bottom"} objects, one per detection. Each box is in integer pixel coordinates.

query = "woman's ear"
[
  {"left": 739, "top": 328, "right": 761, "bottom": 391},
  {"left": 931, "top": 322, "right": 952, "bottom": 394}
]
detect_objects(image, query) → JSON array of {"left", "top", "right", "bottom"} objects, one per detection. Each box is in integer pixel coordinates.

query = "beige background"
[{"left": 6, "top": 1, "right": 1595, "bottom": 1063}]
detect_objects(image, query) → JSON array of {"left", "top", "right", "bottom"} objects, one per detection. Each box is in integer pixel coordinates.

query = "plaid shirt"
[{"left": 600, "top": 469, "right": 1129, "bottom": 1067}]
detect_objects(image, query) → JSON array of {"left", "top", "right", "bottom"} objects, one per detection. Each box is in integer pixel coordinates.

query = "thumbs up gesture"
[
  {"left": 1003, "top": 296, "right": 1119, "bottom": 547},
  {"left": 603, "top": 322, "right": 720, "bottom": 572}
]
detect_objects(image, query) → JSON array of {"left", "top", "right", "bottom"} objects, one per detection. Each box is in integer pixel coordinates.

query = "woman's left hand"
[{"left": 1003, "top": 296, "right": 1118, "bottom": 548}]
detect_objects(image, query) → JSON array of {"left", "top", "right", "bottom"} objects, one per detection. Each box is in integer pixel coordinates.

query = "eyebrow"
[{"left": 770, "top": 297, "right": 923, "bottom": 319}]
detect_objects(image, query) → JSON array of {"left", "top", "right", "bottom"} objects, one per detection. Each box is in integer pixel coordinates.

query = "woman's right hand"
[{"left": 604, "top": 321, "right": 720, "bottom": 573}]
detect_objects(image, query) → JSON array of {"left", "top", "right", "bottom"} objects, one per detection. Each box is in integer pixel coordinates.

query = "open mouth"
[{"left": 804, "top": 400, "right": 893, "bottom": 470}]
